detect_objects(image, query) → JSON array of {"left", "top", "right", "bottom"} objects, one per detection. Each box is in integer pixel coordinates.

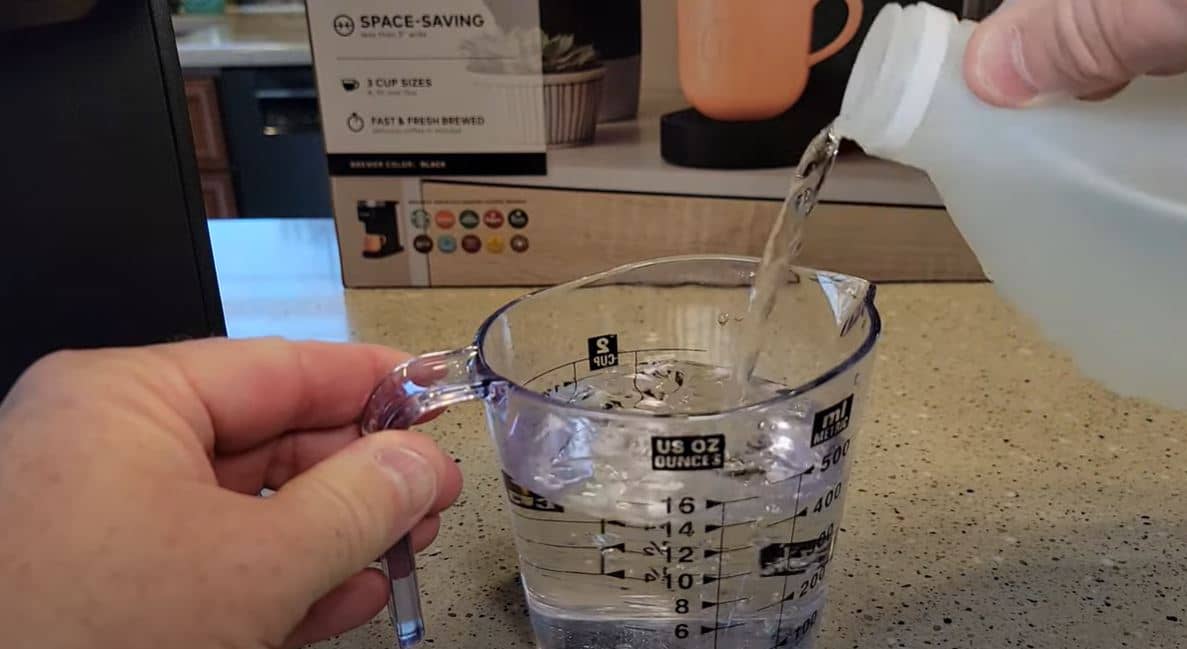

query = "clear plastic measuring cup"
[{"left": 362, "top": 255, "right": 880, "bottom": 649}]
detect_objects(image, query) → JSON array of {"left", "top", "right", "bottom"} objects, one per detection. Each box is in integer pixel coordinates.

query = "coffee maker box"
[
  {"left": 310, "top": 0, "right": 983, "bottom": 287},
  {"left": 327, "top": 172, "right": 982, "bottom": 287}
]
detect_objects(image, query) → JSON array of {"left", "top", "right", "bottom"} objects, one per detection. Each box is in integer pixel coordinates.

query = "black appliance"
[
  {"left": 539, "top": 0, "right": 642, "bottom": 122},
  {"left": 219, "top": 67, "right": 333, "bottom": 218},
  {"left": 0, "top": 0, "right": 225, "bottom": 395},
  {"left": 661, "top": 0, "right": 968, "bottom": 169},
  {"left": 357, "top": 201, "right": 403, "bottom": 258}
]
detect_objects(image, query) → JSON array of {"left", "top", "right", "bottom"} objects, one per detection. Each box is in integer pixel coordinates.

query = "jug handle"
[
  {"left": 808, "top": 0, "right": 863, "bottom": 65},
  {"left": 360, "top": 346, "right": 489, "bottom": 648}
]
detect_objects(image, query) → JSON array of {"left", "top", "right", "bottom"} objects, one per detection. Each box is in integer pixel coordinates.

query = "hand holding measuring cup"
[{"left": 0, "top": 338, "right": 461, "bottom": 649}]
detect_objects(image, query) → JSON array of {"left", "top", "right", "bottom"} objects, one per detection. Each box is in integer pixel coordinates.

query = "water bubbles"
[
  {"left": 634, "top": 397, "right": 672, "bottom": 414},
  {"left": 549, "top": 461, "right": 592, "bottom": 484},
  {"left": 533, "top": 360, "right": 820, "bottom": 518},
  {"left": 718, "top": 312, "right": 731, "bottom": 325},
  {"left": 543, "top": 358, "right": 788, "bottom": 417},
  {"left": 633, "top": 364, "right": 686, "bottom": 401},
  {"left": 793, "top": 186, "right": 817, "bottom": 215},
  {"left": 722, "top": 453, "right": 763, "bottom": 478},
  {"left": 748, "top": 430, "right": 773, "bottom": 449},
  {"left": 593, "top": 533, "right": 623, "bottom": 547}
]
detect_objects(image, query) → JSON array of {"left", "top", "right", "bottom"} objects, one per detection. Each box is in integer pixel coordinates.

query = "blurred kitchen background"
[{"left": 173, "top": 0, "right": 998, "bottom": 221}]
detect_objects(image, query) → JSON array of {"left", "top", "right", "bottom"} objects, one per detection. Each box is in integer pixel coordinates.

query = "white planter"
[
  {"left": 473, "top": 66, "right": 606, "bottom": 148},
  {"left": 542, "top": 66, "right": 605, "bottom": 147},
  {"left": 474, "top": 72, "right": 548, "bottom": 148}
]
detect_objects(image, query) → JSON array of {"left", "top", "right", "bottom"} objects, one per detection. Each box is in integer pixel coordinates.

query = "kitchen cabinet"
[
  {"left": 184, "top": 74, "right": 238, "bottom": 217},
  {"left": 184, "top": 77, "right": 227, "bottom": 169},
  {"left": 198, "top": 172, "right": 236, "bottom": 219}
]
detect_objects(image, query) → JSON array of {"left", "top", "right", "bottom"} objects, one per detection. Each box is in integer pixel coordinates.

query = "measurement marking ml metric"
[
  {"left": 519, "top": 559, "right": 606, "bottom": 578},
  {"left": 604, "top": 569, "right": 649, "bottom": 581},
  {"left": 702, "top": 571, "right": 750, "bottom": 584},
  {"left": 702, "top": 596, "right": 750, "bottom": 609},
  {"left": 517, "top": 538, "right": 611, "bottom": 551},
  {"left": 755, "top": 593, "right": 799, "bottom": 612},
  {"left": 605, "top": 519, "right": 657, "bottom": 530},
  {"left": 705, "top": 518, "right": 757, "bottom": 533},
  {"left": 510, "top": 510, "right": 600, "bottom": 525},
  {"left": 703, "top": 621, "right": 748, "bottom": 635},
  {"left": 773, "top": 472, "right": 806, "bottom": 647},
  {"left": 763, "top": 507, "right": 809, "bottom": 529},
  {"left": 712, "top": 501, "right": 726, "bottom": 649},
  {"left": 704, "top": 545, "right": 750, "bottom": 558},
  {"left": 599, "top": 520, "right": 606, "bottom": 574},
  {"left": 766, "top": 465, "right": 814, "bottom": 486},
  {"left": 706, "top": 496, "right": 759, "bottom": 507}
]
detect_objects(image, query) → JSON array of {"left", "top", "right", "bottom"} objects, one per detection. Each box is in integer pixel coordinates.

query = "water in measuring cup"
[
  {"left": 730, "top": 125, "right": 842, "bottom": 403},
  {"left": 519, "top": 360, "right": 852, "bottom": 649},
  {"left": 559, "top": 358, "right": 786, "bottom": 416}
]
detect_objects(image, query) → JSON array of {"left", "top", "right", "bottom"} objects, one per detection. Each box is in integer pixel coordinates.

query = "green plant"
[{"left": 541, "top": 33, "right": 599, "bottom": 73}]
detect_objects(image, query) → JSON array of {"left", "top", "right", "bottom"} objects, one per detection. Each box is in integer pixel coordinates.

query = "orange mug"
[{"left": 677, "top": 0, "right": 863, "bottom": 121}]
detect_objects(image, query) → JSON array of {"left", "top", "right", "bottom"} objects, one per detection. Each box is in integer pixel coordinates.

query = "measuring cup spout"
[{"left": 361, "top": 345, "right": 489, "bottom": 648}]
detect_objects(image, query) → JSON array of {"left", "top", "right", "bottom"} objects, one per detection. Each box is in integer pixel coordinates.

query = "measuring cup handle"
[
  {"left": 363, "top": 346, "right": 487, "bottom": 432},
  {"left": 361, "top": 346, "right": 487, "bottom": 648}
]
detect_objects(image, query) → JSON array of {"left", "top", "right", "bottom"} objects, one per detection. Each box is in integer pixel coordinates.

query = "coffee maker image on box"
[{"left": 357, "top": 200, "right": 403, "bottom": 258}]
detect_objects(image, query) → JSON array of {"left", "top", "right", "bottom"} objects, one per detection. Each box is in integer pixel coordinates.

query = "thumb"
[
  {"left": 263, "top": 431, "right": 443, "bottom": 598},
  {"left": 964, "top": 0, "right": 1187, "bottom": 107}
]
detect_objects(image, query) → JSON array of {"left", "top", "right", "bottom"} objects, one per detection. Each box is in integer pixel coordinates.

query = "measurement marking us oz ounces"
[
  {"left": 651, "top": 434, "right": 725, "bottom": 470},
  {"left": 637, "top": 496, "right": 706, "bottom": 644}
]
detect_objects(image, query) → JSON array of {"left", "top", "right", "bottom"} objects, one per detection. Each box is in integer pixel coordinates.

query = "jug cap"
[{"left": 837, "top": 2, "right": 955, "bottom": 154}]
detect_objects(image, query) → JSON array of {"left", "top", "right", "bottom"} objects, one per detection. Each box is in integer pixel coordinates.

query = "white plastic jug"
[{"left": 836, "top": 2, "right": 1187, "bottom": 408}]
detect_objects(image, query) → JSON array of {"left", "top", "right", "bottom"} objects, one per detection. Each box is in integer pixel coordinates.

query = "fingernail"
[
  {"left": 375, "top": 448, "right": 437, "bottom": 513},
  {"left": 973, "top": 23, "right": 1041, "bottom": 106}
]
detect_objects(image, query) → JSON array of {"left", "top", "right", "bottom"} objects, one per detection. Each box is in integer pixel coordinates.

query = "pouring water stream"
[{"left": 730, "top": 125, "right": 843, "bottom": 402}]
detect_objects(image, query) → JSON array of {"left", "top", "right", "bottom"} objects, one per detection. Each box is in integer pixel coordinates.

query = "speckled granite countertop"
[{"left": 209, "top": 219, "right": 1186, "bottom": 649}]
